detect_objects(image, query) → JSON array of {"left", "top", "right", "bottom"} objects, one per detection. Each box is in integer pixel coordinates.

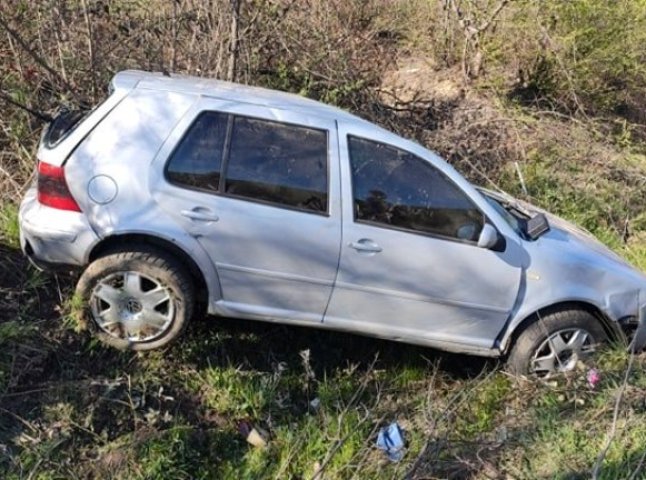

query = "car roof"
[{"left": 112, "top": 70, "right": 379, "bottom": 127}]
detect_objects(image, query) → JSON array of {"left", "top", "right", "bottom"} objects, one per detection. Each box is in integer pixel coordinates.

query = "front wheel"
[
  {"left": 507, "top": 308, "right": 608, "bottom": 377},
  {"left": 76, "top": 247, "right": 195, "bottom": 350}
]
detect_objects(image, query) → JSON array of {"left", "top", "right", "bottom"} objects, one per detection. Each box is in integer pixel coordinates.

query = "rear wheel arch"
[{"left": 88, "top": 233, "right": 210, "bottom": 316}]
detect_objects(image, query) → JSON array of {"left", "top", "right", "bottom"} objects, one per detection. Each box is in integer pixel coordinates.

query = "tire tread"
[
  {"left": 76, "top": 244, "right": 195, "bottom": 350},
  {"left": 507, "top": 307, "right": 608, "bottom": 376}
]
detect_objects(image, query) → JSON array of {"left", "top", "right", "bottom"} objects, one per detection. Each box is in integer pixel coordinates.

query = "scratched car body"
[{"left": 18, "top": 71, "right": 646, "bottom": 375}]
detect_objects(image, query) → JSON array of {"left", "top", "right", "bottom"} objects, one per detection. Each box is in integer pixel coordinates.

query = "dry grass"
[{"left": 1, "top": 1, "right": 646, "bottom": 478}]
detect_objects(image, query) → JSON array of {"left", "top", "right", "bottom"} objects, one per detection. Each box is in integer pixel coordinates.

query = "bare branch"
[
  {"left": 592, "top": 346, "right": 637, "bottom": 478},
  {"left": 227, "top": 0, "right": 241, "bottom": 82},
  {"left": 0, "top": 88, "right": 52, "bottom": 122},
  {"left": 0, "top": 8, "right": 75, "bottom": 95},
  {"left": 80, "top": 0, "right": 97, "bottom": 99},
  {"left": 477, "top": 0, "right": 509, "bottom": 34}
]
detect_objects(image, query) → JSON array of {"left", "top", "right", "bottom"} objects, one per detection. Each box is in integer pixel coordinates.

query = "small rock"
[{"left": 245, "top": 428, "right": 267, "bottom": 448}]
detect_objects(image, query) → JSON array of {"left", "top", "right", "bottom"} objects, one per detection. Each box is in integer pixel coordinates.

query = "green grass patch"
[
  {"left": 0, "top": 203, "right": 19, "bottom": 249},
  {"left": 3, "top": 2, "right": 646, "bottom": 478},
  {"left": 454, "top": 373, "right": 512, "bottom": 438}
]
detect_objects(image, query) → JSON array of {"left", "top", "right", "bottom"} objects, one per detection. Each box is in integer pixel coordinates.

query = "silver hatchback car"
[{"left": 19, "top": 71, "right": 646, "bottom": 375}]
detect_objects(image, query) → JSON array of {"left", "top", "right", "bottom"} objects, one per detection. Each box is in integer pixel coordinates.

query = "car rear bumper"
[{"left": 19, "top": 187, "right": 99, "bottom": 269}]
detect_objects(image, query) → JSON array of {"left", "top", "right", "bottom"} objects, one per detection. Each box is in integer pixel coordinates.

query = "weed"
[
  {"left": 0, "top": 320, "right": 34, "bottom": 346},
  {"left": 1, "top": 1, "right": 646, "bottom": 479},
  {"left": 0, "top": 203, "right": 19, "bottom": 249},
  {"left": 61, "top": 291, "right": 88, "bottom": 333},
  {"left": 455, "top": 373, "right": 512, "bottom": 438}
]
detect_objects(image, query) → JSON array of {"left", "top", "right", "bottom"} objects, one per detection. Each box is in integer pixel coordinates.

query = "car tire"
[
  {"left": 507, "top": 308, "right": 608, "bottom": 377},
  {"left": 76, "top": 246, "right": 194, "bottom": 350}
]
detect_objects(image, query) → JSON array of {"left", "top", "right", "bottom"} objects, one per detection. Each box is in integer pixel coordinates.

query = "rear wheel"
[
  {"left": 507, "top": 308, "right": 608, "bottom": 377},
  {"left": 76, "top": 247, "right": 194, "bottom": 350}
]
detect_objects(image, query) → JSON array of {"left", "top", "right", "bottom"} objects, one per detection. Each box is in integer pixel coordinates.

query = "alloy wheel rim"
[
  {"left": 531, "top": 328, "right": 595, "bottom": 377},
  {"left": 90, "top": 271, "right": 175, "bottom": 343}
]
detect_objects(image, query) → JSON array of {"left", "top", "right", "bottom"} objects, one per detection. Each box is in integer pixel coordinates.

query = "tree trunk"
[{"left": 227, "top": 0, "right": 241, "bottom": 82}]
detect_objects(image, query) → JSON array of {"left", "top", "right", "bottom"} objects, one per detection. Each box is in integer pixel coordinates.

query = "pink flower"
[{"left": 587, "top": 368, "right": 601, "bottom": 389}]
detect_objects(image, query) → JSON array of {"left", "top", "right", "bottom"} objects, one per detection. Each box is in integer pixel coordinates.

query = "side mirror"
[{"left": 477, "top": 223, "right": 499, "bottom": 249}]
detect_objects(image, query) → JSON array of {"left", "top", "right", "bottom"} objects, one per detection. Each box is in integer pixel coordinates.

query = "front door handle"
[
  {"left": 349, "top": 239, "right": 382, "bottom": 253},
  {"left": 181, "top": 208, "right": 219, "bottom": 223}
]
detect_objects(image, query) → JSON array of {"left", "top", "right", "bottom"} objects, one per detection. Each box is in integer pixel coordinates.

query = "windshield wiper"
[{"left": 480, "top": 189, "right": 550, "bottom": 239}]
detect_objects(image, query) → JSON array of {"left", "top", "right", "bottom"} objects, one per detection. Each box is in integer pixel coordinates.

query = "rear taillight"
[{"left": 37, "top": 161, "right": 81, "bottom": 212}]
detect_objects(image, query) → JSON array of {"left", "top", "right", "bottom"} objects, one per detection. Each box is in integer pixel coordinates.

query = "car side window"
[
  {"left": 166, "top": 111, "right": 229, "bottom": 192},
  {"left": 225, "top": 116, "right": 328, "bottom": 213},
  {"left": 348, "top": 136, "right": 484, "bottom": 242}
]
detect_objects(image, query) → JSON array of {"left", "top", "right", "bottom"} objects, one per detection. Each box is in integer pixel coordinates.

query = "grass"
[
  {"left": 1, "top": 2, "right": 646, "bottom": 476},
  {"left": 0, "top": 203, "right": 19, "bottom": 249},
  {"left": 1, "top": 287, "right": 645, "bottom": 480},
  {"left": 2, "top": 112, "right": 646, "bottom": 479}
]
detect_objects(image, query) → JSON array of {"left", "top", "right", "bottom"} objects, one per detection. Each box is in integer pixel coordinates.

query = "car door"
[
  {"left": 324, "top": 126, "right": 523, "bottom": 351},
  {"left": 153, "top": 100, "right": 342, "bottom": 323}
]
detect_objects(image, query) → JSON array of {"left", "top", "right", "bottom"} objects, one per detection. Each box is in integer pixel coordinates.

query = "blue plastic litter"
[{"left": 376, "top": 422, "right": 405, "bottom": 462}]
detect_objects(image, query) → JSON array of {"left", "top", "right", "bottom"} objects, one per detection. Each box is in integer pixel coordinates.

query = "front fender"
[{"left": 499, "top": 280, "right": 639, "bottom": 352}]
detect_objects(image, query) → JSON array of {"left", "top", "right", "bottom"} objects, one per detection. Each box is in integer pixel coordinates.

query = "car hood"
[
  {"left": 542, "top": 212, "right": 631, "bottom": 267},
  {"left": 513, "top": 198, "right": 646, "bottom": 283},
  {"left": 481, "top": 188, "right": 642, "bottom": 276}
]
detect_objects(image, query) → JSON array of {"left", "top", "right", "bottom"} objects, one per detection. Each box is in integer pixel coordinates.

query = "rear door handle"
[
  {"left": 181, "top": 208, "right": 219, "bottom": 222},
  {"left": 349, "top": 239, "right": 382, "bottom": 253}
]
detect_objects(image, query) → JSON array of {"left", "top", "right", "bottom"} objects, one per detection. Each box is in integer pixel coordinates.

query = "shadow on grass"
[
  {"left": 0, "top": 235, "right": 499, "bottom": 478},
  {"left": 180, "top": 314, "right": 495, "bottom": 381},
  {"left": 5, "top": 241, "right": 641, "bottom": 479}
]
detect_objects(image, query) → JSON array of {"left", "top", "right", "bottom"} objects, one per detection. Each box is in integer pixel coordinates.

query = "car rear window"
[
  {"left": 43, "top": 87, "right": 119, "bottom": 149},
  {"left": 44, "top": 109, "right": 89, "bottom": 147}
]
